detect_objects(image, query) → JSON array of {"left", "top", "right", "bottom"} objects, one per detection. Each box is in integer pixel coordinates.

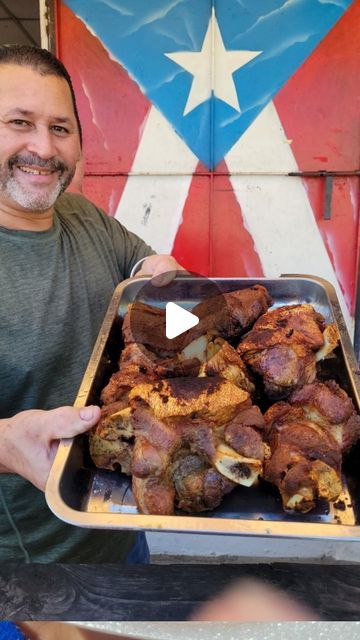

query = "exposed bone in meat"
[
  {"left": 238, "top": 304, "right": 339, "bottom": 399},
  {"left": 289, "top": 380, "right": 360, "bottom": 453},
  {"left": 199, "top": 337, "right": 255, "bottom": 395},
  {"left": 262, "top": 379, "right": 359, "bottom": 512},
  {"left": 89, "top": 284, "right": 359, "bottom": 517},
  {"left": 129, "top": 403, "right": 265, "bottom": 514}
]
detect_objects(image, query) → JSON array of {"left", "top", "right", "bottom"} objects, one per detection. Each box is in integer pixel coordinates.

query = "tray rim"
[{"left": 45, "top": 274, "right": 360, "bottom": 540}]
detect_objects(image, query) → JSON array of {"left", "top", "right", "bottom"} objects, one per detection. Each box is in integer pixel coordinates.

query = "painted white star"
[{"left": 165, "top": 8, "right": 262, "bottom": 116}]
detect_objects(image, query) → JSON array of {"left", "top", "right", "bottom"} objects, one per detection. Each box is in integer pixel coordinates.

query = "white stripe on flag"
[
  {"left": 225, "top": 101, "right": 353, "bottom": 333},
  {"left": 115, "top": 106, "right": 198, "bottom": 253}
]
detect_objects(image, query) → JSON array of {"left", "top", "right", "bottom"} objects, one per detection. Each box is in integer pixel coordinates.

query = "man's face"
[{"left": 0, "top": 64, "right": 82, "bottom": 214}]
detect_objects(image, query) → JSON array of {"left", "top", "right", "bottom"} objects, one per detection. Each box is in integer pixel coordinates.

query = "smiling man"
[{"left": 0, "top": 45, "right": 182, "bottom": 564}]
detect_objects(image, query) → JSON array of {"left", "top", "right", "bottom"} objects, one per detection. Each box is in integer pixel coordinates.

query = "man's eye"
[
  {"left": 51, "top": 125, "right": 69, "bottom": 135},
  {"left": 9, "top": 119, "right": 30, "bottom": 127}
]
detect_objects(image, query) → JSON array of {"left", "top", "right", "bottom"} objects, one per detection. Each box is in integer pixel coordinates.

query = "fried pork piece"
[
  {"left": 289, "top": 380, "right": 360, "bottom": 453},
  {"left": 100, "top": 364, "right": 158, "bottom": 405},
  {"left": 132, "top": 476, "right": 176, "bottom": 515},
  {"left": 120, "top": 342, "right": 201, "bottom": 378},
  {"left": 199, "top": 337, "right": 255, "bottom": 395},
  {"left": 101, "top": 332, "right": 255, "bottom": 407},
  {"left": 238, "top": 304, "right": 339, "bottom": 399},
  {"left": 172, "top": 455, "right": 236, "bottom": 512},
  {"left": 122, "top": 285, "right": 272, "bottom": 355},
  {"left": 187, "top": 284, "right": 272, "bottom": 344},
  {"left": 130, "top": 406, "right": 265, "bottom": 514},
  {"left": 263, "top": 385, "right": 352, "bottom": 512},
  {"left": 122, "top": 302, "right": 185, "bottom": 356},
  {"left": 129, "top": 376, "right": 250, "bottom": 424},
  {"left": 89, "top": 401, "right": 133, "bottom": 472},
  {"left": 264, "top": 442, "right": 341, "bottom": 512}
]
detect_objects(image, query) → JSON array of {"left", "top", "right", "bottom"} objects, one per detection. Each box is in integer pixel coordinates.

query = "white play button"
[{"left": 165, "top": 302, "right": 199, "bottom": 339}]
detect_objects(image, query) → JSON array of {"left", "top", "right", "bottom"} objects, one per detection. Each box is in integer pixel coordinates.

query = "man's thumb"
[{"left": 49, "top": 405, "right": 101, "bottom": 439}]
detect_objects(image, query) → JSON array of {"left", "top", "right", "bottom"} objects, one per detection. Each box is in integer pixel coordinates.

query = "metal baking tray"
[{"left": 46, "top": 275, "right": 360, "bottom": 539}]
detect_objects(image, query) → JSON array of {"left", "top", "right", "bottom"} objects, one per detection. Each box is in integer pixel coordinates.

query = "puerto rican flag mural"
[{"left": 56, "top": 0, "right": 360, "bottom": 333}]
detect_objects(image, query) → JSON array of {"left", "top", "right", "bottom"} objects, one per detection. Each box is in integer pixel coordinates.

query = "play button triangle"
[{"left": 166, "top": 302, "right": 199, "bottom": 340}]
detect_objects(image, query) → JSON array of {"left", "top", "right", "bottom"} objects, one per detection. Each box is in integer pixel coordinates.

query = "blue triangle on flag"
[{"left": 65, "top": 0, "right": 353, "bottom": 169}]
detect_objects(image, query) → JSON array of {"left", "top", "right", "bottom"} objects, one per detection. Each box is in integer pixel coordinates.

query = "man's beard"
[{"left": 0, "top": 153, "right": 75, "bottom": 211}]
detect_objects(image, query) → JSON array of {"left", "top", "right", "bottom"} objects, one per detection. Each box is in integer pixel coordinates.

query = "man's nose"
[{"left": 26, "top": 125, "right": 56, "bottom": 159}]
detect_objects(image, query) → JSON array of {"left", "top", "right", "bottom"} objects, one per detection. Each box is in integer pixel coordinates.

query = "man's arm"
[{"left": 0, "top": 405, "right": 101, "bottom": 491}]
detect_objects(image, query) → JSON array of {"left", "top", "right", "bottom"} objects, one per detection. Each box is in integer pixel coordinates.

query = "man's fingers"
[
  {"left": 47, "top": 405, "right": 101, "bottom": 440},
  {"left": 150, "top": 268, "right": 178, "bottom": 287}
]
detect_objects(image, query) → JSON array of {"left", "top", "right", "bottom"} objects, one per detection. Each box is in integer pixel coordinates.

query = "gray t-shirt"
[{"left": 0, "top": 192, "right": 154, "bottom": 562}]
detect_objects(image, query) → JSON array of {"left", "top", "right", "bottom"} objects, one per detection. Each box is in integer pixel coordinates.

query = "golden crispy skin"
[
  {"left": 129, "top": 376, "right": 250, "bottom": 423},
  {"left": 100, "top": 365, "right": 159, "bottom": 405}
]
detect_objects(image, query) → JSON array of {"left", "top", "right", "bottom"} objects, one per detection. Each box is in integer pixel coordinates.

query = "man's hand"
[
  {"left": 136, "top": 254, "right": 186, "bottom": 286},
  {"left": 0, "top": 405, "right": 101, "bottom": 491}
]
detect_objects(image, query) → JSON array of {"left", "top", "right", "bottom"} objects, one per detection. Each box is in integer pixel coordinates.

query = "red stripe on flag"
[
  {"left": 211, "top": 162, "right": 264, "bottom": 277},
  {"left": 274, "top": 1, "right": 360, "bottom": 313},
  {"left": 57, "top": 4, "right": 151, "bottom": 214},
  {"left": 172, "top": 165, "right": 210, "bottom": 274},
  {"left": 172, "top": 161, "right": 264, "bottom": 277}
]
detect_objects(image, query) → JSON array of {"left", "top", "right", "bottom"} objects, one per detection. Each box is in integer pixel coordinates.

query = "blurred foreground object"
[{"left": 191, "top": 578, "right": 320, "bottom": 621}]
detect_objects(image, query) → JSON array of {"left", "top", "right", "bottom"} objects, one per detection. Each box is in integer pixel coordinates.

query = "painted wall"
[{"left": 56, "top": 0, "right": 360, "bottom": 330}]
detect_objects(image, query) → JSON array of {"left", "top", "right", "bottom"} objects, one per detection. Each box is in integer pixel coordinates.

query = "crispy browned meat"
[
  {"left": 186, "top": 284, "right": 272, "bottom": 344},
  {"left": 132, "top": 475, "right": 176, "bottom": 515},
  {"left": 201, "top": 337, "right": 255, "bottom": 394},
  {"left": 129, "top": 399, "right": 266, "bottom": 514},
  {"left": 253, "top": 303, "right": 326, "bottom": 348},
  {"left": 122, "top": 302, "right": 183, "bottom": 356},
  {"left": 120, "top": 342, "right": 201, "bottom": 378},
  {"left": 100, "top": 364, "right": 159, "bottom": 405},
  {"left": 122, "top": 285, "right": 272, "bottom": 355},
  {"left": 238, "top": 304, "right": 338, "bottom": 399},
  {"left": 263, "top": 419, "right": 342, "bottom": 513},
  {"left": 89, "top": 402, "right": 133, "bottom": 473},
  {"left": 172, "top": 455, "right": 236, "bottom": 513},
  {"left": 262, "top": 380, "right": 357, "bottom": 512},
  {"left": 131, "top": 408, "right": 180, "bottom": 476},
  {"left": 289, "top": 380, "right": 360, "bottom": 453},
  {"left": 129, "top": 376, "right": 251, "bottom": 424},
  {"left": 224, "top": 423, "right": 266, "bottom": 461}
]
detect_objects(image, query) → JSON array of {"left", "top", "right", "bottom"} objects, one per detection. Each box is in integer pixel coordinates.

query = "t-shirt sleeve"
[
  {"left": 105, "top": 214, "right": 156, "bottom": 278},
  {"left": 58, "top": 193, "right": 157, "bottom": 278}
]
